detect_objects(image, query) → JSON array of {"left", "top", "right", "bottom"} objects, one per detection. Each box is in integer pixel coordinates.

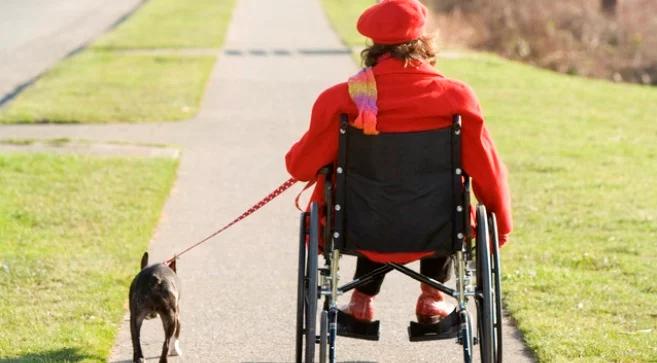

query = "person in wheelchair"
[{"left": 286, "top": 0, "right": 512, "bottom": 329}]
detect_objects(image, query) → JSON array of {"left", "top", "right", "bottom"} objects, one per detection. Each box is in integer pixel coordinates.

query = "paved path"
[
  {"left": 0, "top": 0, "right": 535, "bottom": 361},
  {"left": 0, "top": 0, "right": 143, "bottom": 104}
]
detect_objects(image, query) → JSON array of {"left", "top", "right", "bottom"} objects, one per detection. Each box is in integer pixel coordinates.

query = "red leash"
[{"left": 165, "top": 177, "right": 301, "bottom": 264}]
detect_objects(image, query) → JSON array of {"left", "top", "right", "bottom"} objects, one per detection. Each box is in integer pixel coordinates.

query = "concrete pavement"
[{"left": 0, "top": 0, "right": 535, "bottom": 361}]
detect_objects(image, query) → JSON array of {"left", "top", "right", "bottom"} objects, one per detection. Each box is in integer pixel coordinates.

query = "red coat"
[{"left": 286, "top": 56, "right": 512, "bottom": 257}]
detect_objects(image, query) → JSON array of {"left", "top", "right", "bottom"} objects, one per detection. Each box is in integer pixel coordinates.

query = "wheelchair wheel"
[
  {"left": 489, "top": 214, "right": 503, "bottom": 363},
  {"left": 319, "top": 310, "right": 328, "bottom": 363},
  {"left": 295, "top": 204, "right": 320, "bottom": 363},
  {"left": 460, "top": 309, "right": 475, "bottom": 363},
  {"left": 306, "top": 203, "right": 320, "bottom": 362},
  {"left": 295, "top": 213, "right": 307, "bottom": 363},
  {"left": 476, "top": 205, "right": 495, "bottom": 363}
]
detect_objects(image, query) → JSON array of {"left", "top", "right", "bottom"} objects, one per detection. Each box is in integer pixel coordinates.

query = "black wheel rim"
[
  {"left": 489, "top": 214, "right": 503, "bottom": 363},
  {"left": 296, "top": 213, "right": 307, "bottom": 363},
  {"left": 476, "top": 205, "right": 495, "bottom": 363},
  {"left": 304, "top": 203, "right": 320, "bottom": 363}
]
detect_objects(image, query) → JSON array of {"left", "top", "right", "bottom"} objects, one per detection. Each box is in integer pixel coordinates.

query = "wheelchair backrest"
[{"left": 332, "top": 114, "right": 468, "bottom": 257}]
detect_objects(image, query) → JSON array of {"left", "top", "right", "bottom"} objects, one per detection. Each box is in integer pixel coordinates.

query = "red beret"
[{"left": 357, "top": 0, "right": 428, "bottom": 45}]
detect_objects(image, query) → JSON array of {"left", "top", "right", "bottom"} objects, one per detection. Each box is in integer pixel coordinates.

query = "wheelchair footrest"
[
  {"left": 408, "top": 309, "right": 460, "bottom": 342},
  {"left": 336, "top": 310, "right": 380, "bottom": 341}
]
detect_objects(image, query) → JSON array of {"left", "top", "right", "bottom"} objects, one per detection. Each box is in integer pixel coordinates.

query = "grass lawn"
[
  {"left": 321, "top": 1, "right": 657, "bottom": 362},
  {"left": 0, "top": 0, "right": 236, "bottom": 124},
  {"left": 321, "top": 0, "right": 373, "bottom": 48},
  {"left": 0, "top": 154, "right": 178, "bottom": 361},
  {"left": 0, "top": 52, "right": 215, "bottom": 123},
  {"left": 94, "top": 0, "right": 235, "bottom": 49}
]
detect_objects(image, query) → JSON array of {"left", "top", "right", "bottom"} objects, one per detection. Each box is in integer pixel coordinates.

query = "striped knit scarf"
[{"left": 348, "top": 67, "right": 379, "bottom": 135}]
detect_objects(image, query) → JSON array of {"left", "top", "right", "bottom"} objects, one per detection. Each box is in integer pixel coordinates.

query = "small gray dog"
[{"left": 129, "top": 252, "right": 181, "bottom": 363}]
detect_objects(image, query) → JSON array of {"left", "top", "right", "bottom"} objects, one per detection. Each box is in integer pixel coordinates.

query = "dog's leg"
[
  {"left": 130, "top": 311, "right": 146, "bottom": 363},
  {"left": 169, "top": 309, "right": 182, "bottom": 356},
  {"left": 160, "top": 311, "right": 176, "bottom": 363}
]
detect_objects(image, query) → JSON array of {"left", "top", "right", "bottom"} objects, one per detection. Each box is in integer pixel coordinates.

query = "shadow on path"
[
  {"left": 242, "top": 361, "right": 377, "bottom": 363},
  {"left": 223, "top": 48, "right": 351, "bottom": 57}
]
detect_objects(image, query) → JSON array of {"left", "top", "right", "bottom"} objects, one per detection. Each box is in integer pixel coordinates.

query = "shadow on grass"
[{"left": 0, "top": 347, "right": 102, "bottom": 363}]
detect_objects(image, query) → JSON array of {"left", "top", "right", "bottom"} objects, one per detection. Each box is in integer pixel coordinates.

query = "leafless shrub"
[{"left": 426, "top": 0, "right": 657, "bottom": 85}]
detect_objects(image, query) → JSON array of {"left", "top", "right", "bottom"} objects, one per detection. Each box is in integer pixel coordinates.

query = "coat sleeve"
[
  {"left": 285, "top": 84, "right": 351, "bottom": 182},
  {"left": 450, "top": 81, "right": 513, "bottom": 245}
]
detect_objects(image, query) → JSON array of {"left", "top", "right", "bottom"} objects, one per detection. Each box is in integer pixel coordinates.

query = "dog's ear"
[
  {"left": 141, "top": 252, "right": 149, "bottom": 270},
  {"left": 167, "top": 258, "right": 177, "bottom": 273}
]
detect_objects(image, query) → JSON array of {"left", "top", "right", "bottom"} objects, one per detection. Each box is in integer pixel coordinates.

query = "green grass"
[
  {"left": 94, "top": 0, "right": 235, "bottom": 49},
  {"left": 0, "top": 0, "right": 236, "bottom": 124},
  {"left": 321, "top": 0, "right": 372, "bottom": 48},
  {"left": 320, "top": 1, "right": 657, "bottom": 361},
  {"left": 444, "top": 54, "right": 657, "bottom": 363},
  {"left": 0, "top": 154, "right": 178, "bottom": 361},
  {"left": 0, "top": 52, "right": 215, "bottom": 123}
]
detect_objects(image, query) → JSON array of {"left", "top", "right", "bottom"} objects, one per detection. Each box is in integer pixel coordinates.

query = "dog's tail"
[{"left": 141, "top": 252, "right": 149, "bottom": 269}]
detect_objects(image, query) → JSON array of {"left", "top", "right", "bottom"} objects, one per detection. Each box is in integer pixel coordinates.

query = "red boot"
[
  {"left": 339, "top": 289, "right": 375, "bottom": 322},
  {"left": 416, "top": 283, "right": 455, "bottom": 324}
]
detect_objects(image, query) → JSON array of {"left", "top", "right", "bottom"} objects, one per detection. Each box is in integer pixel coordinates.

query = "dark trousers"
[{"left": 354, "top": 256, "right": 453, "bottom": 296}]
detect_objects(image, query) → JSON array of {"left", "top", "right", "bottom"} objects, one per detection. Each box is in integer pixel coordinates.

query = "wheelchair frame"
[{"left": 295, "top": 115, "right": 503, "bottom": 363}]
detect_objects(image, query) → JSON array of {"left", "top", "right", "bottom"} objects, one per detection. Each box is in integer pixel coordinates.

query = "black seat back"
[{"left": 332, "top": 115, "right": 467, "bottom": 257}]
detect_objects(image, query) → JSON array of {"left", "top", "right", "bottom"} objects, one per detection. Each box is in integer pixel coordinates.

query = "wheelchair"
[{"left": 295, "top": 114, "right": 503, "bottom": 363}]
